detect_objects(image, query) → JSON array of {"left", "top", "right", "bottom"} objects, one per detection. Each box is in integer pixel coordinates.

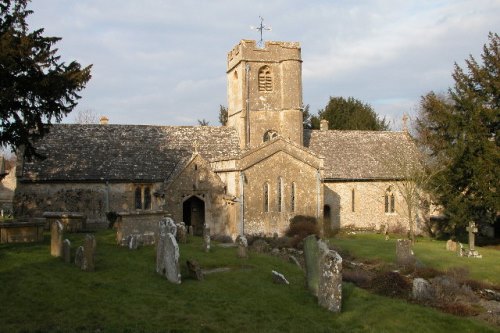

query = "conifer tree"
[
  {"left": 0, "top": 0, "right": 92, "bottom": 159},
  {"left": 416, "top": 32, "right": 499, "bottom": 233}
]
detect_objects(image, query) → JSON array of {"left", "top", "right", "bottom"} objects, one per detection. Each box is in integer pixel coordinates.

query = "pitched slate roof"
[
  {"left": 304, "top": 130, "right": 418, "bottom": 180},
  {"left": 19, "top": 124, "right": 240, "bottom": 182}
]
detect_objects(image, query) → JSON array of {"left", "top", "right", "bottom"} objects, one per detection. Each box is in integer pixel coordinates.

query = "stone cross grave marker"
[
  {"left": 50, "top": 220, "right": 63, "bottom": 257},
  {"left": 466, "top": 221, "right": 481, "bottom": 258}
]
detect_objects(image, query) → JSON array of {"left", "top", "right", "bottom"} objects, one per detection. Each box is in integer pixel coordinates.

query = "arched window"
[
  {"left": 135, "top": 186, "right": 142, "bottom": 210},
  {"left": 263, "top": 130, "right": 278, "bottom": 142},
  {"left": 385, "top": 187, "right": 395, "bottom": 213},
  {"left": 291, "top": 182, "right": 296, "bottom": 212},
  {"left": 144, "top": 187, "right": 151, "bottom": 210},
  {"left": 277, "top": 177, "right": 283, "bottom": 212},
  {"left": 258, "top": 66, "right": 272, "bottom": 92},
  {"left": 351, "top": 189, "right": 355, "bottom": 212},
  {"left": 263, "top": 182, "right": 269, "bottom": 212}
]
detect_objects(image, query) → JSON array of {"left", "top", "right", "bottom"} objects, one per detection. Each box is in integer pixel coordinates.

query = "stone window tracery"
[
  {"left": 263, "top": 130, "right": 278, "bottom": 142},
  {"left": 258, "top": 66, "right": 272, "bottom": 92},
  {"left": 134, "top": 185, "right": 152, "bottom": 210},
  {"left": 277, "top": 177, "right": 283, "bottom": 212},
  {"left": 385, "top": 187, "right": 395, "bottom": 214}
]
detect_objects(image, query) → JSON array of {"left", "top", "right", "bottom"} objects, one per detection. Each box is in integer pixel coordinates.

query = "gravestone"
[
  {"left": 445, "top": 239, "right": 457, "bottom": 252},
  {"left": 82, "top": 234, "right": 96, "bottom": 272},
  {"left": 412, "top": 278, "right": 434, "bottom": 301},
  {"left": 466, "top": 221, "right": 482, "bottom": 258},
  {"left": 176, "top": 222, "right": 187, "bottom": 244},
  {"left": 75, "top": 246, "right": 84, "bottom": 268},
  {"left": 271, "top": 270, "right": 289, "bottom": 285},
  {"left": 159, "top": 217, "right": 177, "bottom": 236},
  {"left": 186, "top": 259, "right": 204, "bottom": 281},
  {"left": 303, "top": 235, "right": 320, "bottom": 296},
  {"left": 203, "top": 226, "right": 211, "bottom": 253},
  {"left": 236, "top": 235, "right": 248, "bottom": 258},
  {"left": 383, "top": 224, "right": 389, "bottom": 240},
  {"left": 62, "top": 239, "right": 71, "bottom": 263},
  {"left": 318, "top": 249, "right": 342, "bottom": 313},
  {"left": 126, "top": 234, "right": 139, "bottom": 250},
  {"left": 156, "top": 232, "right": 181, "bottom": 284},
  {"left": 396, "top": 239, "right": 415, "bottom": 268},
  {"left": 50, "top": 220, "right": 64, "bottom": 257},
  {"left": 188, "top": 225, "right": 194, "bottom": 236}
]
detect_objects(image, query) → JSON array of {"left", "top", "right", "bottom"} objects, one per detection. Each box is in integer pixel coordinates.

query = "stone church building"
[{"left": 13, "top": 40, "right": 421, "bottom": 238}]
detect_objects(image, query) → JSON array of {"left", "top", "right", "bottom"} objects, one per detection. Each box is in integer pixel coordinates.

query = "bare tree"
[{"left": 74, "top": 109, "right": 98, "bottom": 124}]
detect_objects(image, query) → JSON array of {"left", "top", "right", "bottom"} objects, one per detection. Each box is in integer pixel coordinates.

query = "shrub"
[
  {"left": 438, "top": 303, "right": 481, "bottom": 316},
  {"left": 343, "top": 268, "right": 374, "bottom": 289},
  {"left": 285, "top": 215, "right": 319, "bottom": 246},
  {"left": 106, "top": 211, "right": 119, "bottom": 229},
  {"left": 414, "top": 266, "right": 442, "bottom": 280},
  {"left": 371, "top": 271, "right": 411, "bottom": 299}
]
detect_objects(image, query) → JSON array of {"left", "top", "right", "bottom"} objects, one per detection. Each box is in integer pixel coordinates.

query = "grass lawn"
[
  {"left": 330, "top": 232, "right": 500, "bottom": 286},
  {"left": 0, "top": 230, "right": 498, "bottom": 332}
]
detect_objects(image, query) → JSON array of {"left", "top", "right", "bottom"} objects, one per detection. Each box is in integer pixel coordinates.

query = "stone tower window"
[
  {"left": 263, "top": 130, "right": 278, "bottom": 142},
  {"left": 135, "top": 185, "right": 152, "bottom": 210},
  {"left": 263, "top": 182, "right": 269, "bottom": 212},
  {"left": 277, "top": 177, "right": 283, "bottom": 212},
  {"left": 258, "top": 66, "right": 272, "bottom": 92},
  {"left": 291, "top": 182, "right": 296, "bottom": 212}
]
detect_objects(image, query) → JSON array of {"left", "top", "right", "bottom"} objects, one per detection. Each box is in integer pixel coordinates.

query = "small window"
[
  {"left": 351, "top": 189, "right": 355, "bottom": 212},
  {"left": 144, "top": 187, "right": 151, "bottom": 210},
  {"left": 390, "top": 194, "right": 395, "bottom": 213},
  {"left": 277, "top": 177, "right": 283, "bottom": 212},
  {"left": 385, "top": 188, "right": 395, "bottom": 214},
  {"left": 258, "top": 66, "right": 272, "bottom": 92},
  {"left": 263, "top": 130, "right": 278, "bottom": 142},
  {"left": 135, "top": 187, "right": 142, "bottom": 210},
  {"left": 263, "top": 182, "right": 269, "bottom": 212},
  {"left": 291, "top": 182, "right": 296, "bottom": 212}
]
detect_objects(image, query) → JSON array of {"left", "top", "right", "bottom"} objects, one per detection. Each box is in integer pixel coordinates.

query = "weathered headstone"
[
  {"left": 62, "top": 239, "right": 71, "bottom": 263},
  {"left": 396, "top": 239, "right": 415, "bottom": 268},
  {"left": 50, "top": 220, "right": 64, "bottom": 257},
  {"left": 156, "top": 232, "right": 181, "bottom": 284},
  {"left": 82, "top": 234, "right": 96, "bottom": 272},
  {"left": 188, "top": 225, "right": 194, "bottom": 236},
  {"left": 303, "top": 234, "right": 320, "bottom": 296},
  {"left": 159, "top": 217, "right": 177, "bottom": 236},
  {"left": 318, "top": 249, "right": 342, "bottom": 313},
  {"left": 383, "top": 224, "right": 389, "bottom": 240},
  {"left": 236, "top": 235, "right": 248, "bottom": 258},
  {"left": 466, "top": 221, "right": 482, "bottom": 258},
  {"left": 203, "top": 226, "right": 210, "bottom": 253},
  {"left": 75, "top": 246, "right": 84, "bottom": 268},
  {"left": 271, "top": 270, "right": 289, "bottom": 285},
  {"left": 186, "top": 259, "right": 204, "bottom": 281},
  {"left": 445, "top": 239, "right": 457, "bottom": 252},
  {"left": 126, "top": 234, "right": 139, "bottom": 250},
  {"left": 176, "top": 222, "right": 187, "bottom": 244},
  {"left": 412, "top": 278, "right": 434, "bottom": 301}
]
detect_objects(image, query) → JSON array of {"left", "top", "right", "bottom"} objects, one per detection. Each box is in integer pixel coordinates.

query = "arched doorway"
[{"left": 183, "top": 196, "right": 205, "bottom": 236}]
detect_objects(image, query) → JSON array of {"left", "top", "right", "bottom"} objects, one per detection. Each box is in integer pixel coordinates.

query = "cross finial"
[
  {"left": 251, "top": 16, "right": 272, "bottom": 47},
  {"left": 192, "top": 140, "right": 199, "bottom": 153},
  {"left": 402, "top": 113, "right": 409, "bottom": 132}
]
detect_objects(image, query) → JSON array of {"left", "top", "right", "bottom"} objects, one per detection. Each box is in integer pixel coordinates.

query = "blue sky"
[{"left": 27, "top": 0, "right": 500, "bottom": 129}]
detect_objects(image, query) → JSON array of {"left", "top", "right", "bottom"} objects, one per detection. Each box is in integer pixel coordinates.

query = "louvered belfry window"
[{"left": 258, "top": 66, "right": 272, "bottom": 92}]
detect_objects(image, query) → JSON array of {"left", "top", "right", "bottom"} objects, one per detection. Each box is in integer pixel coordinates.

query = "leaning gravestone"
[
  {"left": 186, "top": 259, "right": 204, "bottom": 281},
  {"left": 82, "top": 234, "right": 96, "bottom": 272},
  {"left": 157, "top": 232, "right": 181, "bottom": 284},
  {"left": 236, "top": 235, "right": 248, "bottom": 258},
  {"left": 176, "top": 222, "right": 187, "bottom": 244},
  {"left": 445, "top": 239, "right": 457, "bottom": 252},
  {"left": 203, "top": 226, "right": 211, "bottom": 253},
  {"left": 62, "top": 239, "right": 71, "bottom": 263},
  {"left": 304, "top": 235, "right": 320, "bottom": 296},
  {"left": 126, "top": 234, "right": 139, "bottom": 250},
  {"left": 396, "top": 239, "right": 415, "bottom": 268},
  {"left": 75, "top": 246, "right": 84, "bottom": 268},
  {"left": 271, "top": 270, "right": 289, "bottom": 285},
  {"left": 318, "top": 249, "right": 342, "bottom": 313},
  {"left": 50, "top": 220, "right": 64, "bottom": 257},
  {"left": 412, "top": 278, "right": 434, "bottom": 301}
]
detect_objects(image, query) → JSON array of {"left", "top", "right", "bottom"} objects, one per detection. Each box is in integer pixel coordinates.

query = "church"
[{"left": 13, "top": 39, "right": 422, "bottom": 238}]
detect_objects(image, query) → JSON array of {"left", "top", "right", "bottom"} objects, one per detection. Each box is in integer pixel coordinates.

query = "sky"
[{"left": 27, "top": 0, "right": 500, "bottom": 130}]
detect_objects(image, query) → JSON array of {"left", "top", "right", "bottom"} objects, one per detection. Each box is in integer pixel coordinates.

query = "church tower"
[{"left": 226, "top": 40, "right": 303, "bottom": 149}]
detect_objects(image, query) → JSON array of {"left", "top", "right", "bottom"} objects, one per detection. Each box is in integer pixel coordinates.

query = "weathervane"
[{"left": 250, "top": 16, "right": 272, "bottom": 47}]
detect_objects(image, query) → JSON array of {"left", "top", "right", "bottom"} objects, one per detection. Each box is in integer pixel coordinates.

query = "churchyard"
[{"left": 0, "top": 227, "right": 499, "bottom": 332}]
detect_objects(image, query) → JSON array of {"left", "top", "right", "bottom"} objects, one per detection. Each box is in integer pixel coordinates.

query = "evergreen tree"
[
  {"left": 0, "top": 0, "right": 92, "bottom": 159},
  {"left": 416, "top": 32, "right": 499, "bottom": 232},
  {"left": 314, "top": 96, "right": 389, "bottom": 130},
  {"left": 218, "top": 105, "right": 227, "bottom": 126}
]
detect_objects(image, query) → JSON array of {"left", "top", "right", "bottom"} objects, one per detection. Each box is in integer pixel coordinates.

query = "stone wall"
[
  {"left": 324, "top": 180, "right": 425, "bottom": 234},
  {"left": 14, "top": 181, "right": 165, "bottom": 223}
]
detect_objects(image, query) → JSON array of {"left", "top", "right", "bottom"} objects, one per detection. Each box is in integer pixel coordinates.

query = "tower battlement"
[{"left": 227, "top": 40, "right": 301, "bottom": 72}]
